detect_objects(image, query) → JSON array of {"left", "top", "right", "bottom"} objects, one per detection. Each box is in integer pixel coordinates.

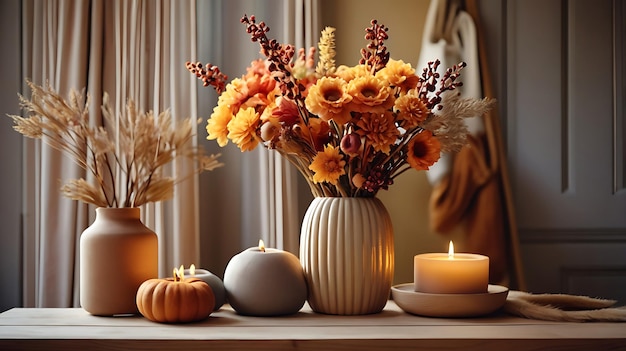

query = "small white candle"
[
  {"left": 183, "top": 264, "right": 226, "bottom": 311},
  {"left": 414, "top": 241, "right": 489, "bottom": 294},
  {"left": 223, "top": 239, "right": 307, "bottom": 316}
]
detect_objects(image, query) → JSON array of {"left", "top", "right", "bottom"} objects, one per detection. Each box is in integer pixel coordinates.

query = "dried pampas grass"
[
  {"left": 9, "top": 80, "right": 222, "bottom": 208},
  {"left": 422, "top": 92, "right": 495, "bottom": 153}
]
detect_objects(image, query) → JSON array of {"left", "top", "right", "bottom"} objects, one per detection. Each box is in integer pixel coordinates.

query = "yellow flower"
[
  {"left": 335, "top": 64, "right": 370, "bottom": 82},
  {"left": 227, "top": 107, "right": 260, "bottom": 151},
  {"left": 207, "top": 104, "right": 233, "bottom": 147},
  {"left": 309, "top": 145, "right": 346, "bottom": 185},
  {"left": 356, "top": 111, "right": 400, "bottom": 154},
  {"left": 218, "top": 78, "right": 248, "bottom": 111},
  {"left": 393, "top": 90, "right": 429, "bottom": 129},
  {"left": 260, "top": 98, "right": 278, "bottom": 122},
  {"left": 407, "top": 130, "right": 441, "bottom": 171},
  {"left": 347, "top": 75, "right": 393, "bottom": 113},
  {"left": 305, "top": 77, "right": 353, "bottom": 124},
  {"left": 376, "top": 59, "right": 419, "bottom": 92}
]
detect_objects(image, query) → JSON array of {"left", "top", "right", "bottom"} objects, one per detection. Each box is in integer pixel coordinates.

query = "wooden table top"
[{"left": 1, "top": 301, "right": 625, "bottom": 351}]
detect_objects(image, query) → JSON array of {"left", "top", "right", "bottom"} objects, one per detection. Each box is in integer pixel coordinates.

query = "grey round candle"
[
  {"left": 224, "top": 240, "right": 307, "bottom": 316},
  {"left": 183, "top": 265, "right": 226, "bottom": 311}
]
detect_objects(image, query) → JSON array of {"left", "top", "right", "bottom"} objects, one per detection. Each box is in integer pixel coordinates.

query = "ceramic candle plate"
[{"left": 391, "top": 283, "right": 509, "bottom": 318}]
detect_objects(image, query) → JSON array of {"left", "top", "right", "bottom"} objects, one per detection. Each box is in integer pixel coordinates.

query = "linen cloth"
[{"left": 505, "top": 291, "right": 626, "bottom": 322}]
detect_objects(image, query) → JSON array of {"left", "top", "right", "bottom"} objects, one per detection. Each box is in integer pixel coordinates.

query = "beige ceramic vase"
[
  {"left": 80, "top": 207, "right": 158, "bottom": 316},
  {"left": 299, "top": 197, "right": 395, "bottom": 315}
]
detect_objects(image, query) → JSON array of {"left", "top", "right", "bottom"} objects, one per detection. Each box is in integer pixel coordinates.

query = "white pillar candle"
[
  {"left": 183, "top": 265, "right": 226, "bottom": 311},
  {"left": 414, "top": 241, "right": 489, "bottom": 294},
  {"left": 223, "top": 240, "right": 307, "bottom": 316}
]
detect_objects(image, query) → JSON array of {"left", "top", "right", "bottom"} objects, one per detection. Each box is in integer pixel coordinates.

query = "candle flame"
[
  {"left": 173, "top": 265, "right": 185, "bottom": 281},
  {"left": 190, "top": 263, "right": 196, "bottom": 276},
  {"left": 448, "top": 241, "right": 455, "bottom": 258},
  {"left": 259, "top": 239, "right": 266, "bottom": 252}
]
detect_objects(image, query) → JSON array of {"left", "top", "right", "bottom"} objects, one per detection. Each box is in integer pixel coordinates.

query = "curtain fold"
[
  {"left": 22, "top": 0, "right": 92, "bottom": 308},
  {"left": 22, "top": 0, "right": 203, "bottom": 307}
]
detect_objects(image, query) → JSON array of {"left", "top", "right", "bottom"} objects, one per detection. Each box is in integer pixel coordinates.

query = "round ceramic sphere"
[
  {"left": 184, "top": 268, "right": 227, "bottom": 311},
  {"left": 223, "top": 247, "right": 307, "bottom": 316},
  {"left": 202, "top": 271, "right": 227, "bottom": 311}
]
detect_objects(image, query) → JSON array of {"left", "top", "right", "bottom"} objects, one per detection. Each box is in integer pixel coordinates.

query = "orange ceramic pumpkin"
[{"left": 136, "top": 270, "right": 215, "bottom": 323}]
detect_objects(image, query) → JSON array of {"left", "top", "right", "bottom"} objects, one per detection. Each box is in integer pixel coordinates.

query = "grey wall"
[
  {"left": 503, "top": 0, "right": 626, "bottom": 304},
  {"left": 0, "top": 0, "right": 23, "bottom": 312}
]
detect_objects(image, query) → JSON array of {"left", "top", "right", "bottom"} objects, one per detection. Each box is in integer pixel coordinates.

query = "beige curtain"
[
  {"left": 196, "top": 0, "right": 319, "bottom": 276},
  {"left": 22, "top": 0, "right": 202, "bottom": 307},
  {"left": 21, "top": 0, "right": 320, "bottom": 307},
  {"left": 22, "top": 0, "right": 91, "bottom": 308}
]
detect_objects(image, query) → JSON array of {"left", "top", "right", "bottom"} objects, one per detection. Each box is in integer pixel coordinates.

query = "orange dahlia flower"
[
  {"left": 305, "top": 77, "right": 353, "bottom": 124},
  {"left": 407, "top": 130, "right": 441, "bottom": 171},
  {"left": 347, "top": 75, "right": 393, "bottom": 113}
]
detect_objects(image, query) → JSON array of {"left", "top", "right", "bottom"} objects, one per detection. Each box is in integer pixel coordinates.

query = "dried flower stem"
[
  {"left": 360, "top": 20, "right": 390, "bottom": 74},
  {"left": 185, "top": 61, "right": 228, "bottom": 93},
  {"left": 316, "top": 27, "right": 337, "bottom": 76},
  {"left": 9, "top": 81, "right": 223, "bottom": 208},
  {"left": 241, "top": 14, "right": 301, "bottom": 101}
]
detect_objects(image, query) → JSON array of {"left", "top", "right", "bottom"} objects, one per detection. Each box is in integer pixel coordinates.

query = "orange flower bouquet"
[{"left": 187, "top": 15, "right": 493, "bottom": 198}]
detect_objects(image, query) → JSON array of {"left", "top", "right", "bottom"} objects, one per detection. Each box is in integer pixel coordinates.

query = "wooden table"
[{"left": 1, "top": 302, "right": 625, "bottom": 351}]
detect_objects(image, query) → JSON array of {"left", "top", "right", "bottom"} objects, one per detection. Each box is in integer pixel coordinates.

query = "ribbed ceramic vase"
[
  {"left": 299, "top": 197, "right": 394, "bottom": 315},
  {"left": 80, "top": 207, "right": 158, "bottom": 316}
]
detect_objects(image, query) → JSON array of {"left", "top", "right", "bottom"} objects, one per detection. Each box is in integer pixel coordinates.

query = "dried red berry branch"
[
  {"left": 359, "top": 20, "right": 390, "bottom": 73},
  {"left": 418, "top": 60, "right": 466, "bottom": 110},
  {"left": 185, "top": 61, "right": 228, "bottom": 94},
  {"left": 240, "top": 14, "right": 300, "bottom": 101}
]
